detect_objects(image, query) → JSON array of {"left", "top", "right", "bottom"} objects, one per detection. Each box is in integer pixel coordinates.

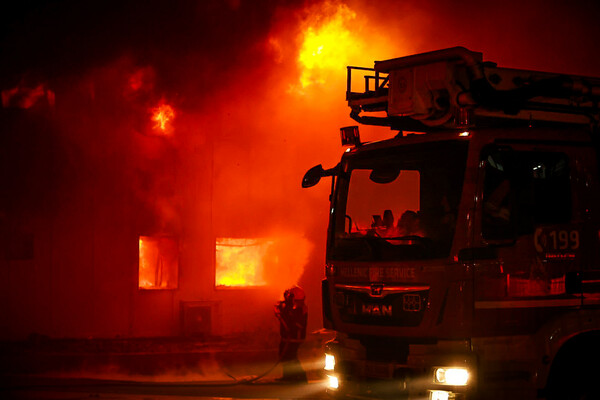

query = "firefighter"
[
  {"left": 274, "top": 285, "right": 308, "bottom": 382},
  {"left": 397, "top": 210, "right": 425, "bottom": 237}
]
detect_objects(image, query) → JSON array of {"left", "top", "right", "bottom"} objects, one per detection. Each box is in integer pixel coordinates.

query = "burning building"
[{"left": 1, "top": 0, "right": 599, "bottom": 342}]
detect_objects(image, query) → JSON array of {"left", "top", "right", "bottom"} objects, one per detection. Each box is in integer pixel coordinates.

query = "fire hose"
[{"left": 1, "top": 341, "right": 298, "bottom": 392}]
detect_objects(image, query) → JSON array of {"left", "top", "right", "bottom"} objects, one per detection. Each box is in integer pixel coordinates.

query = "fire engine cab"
[{"left": 303, "top": 47, "right": 600, "bottom": 400}]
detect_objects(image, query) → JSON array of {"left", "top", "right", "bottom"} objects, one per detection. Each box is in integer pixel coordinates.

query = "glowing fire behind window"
[
  {"left": 215, "top": 238, "right": 273, "bottom": 287},
  {"left": 139, "top": 236, "right": 179, "bottom": 289}
]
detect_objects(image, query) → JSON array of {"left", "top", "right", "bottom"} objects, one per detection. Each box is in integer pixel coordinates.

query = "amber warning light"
[{"left": 341, "top": 125, "right": 360, "bottom": 147}]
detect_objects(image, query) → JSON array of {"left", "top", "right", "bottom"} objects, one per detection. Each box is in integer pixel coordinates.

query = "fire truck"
[{"left": 302, "top": 47, "right": 600, "bottom": 400}]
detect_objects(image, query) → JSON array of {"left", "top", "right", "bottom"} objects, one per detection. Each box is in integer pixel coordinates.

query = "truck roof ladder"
[{"left": 347, "top": 47, "right": 600, "bottom": 132}]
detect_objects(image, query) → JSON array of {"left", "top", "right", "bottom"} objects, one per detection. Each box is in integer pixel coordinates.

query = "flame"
[
  {"left": 296, "top": 2, "right": 361, "bottom": 89},
  {"left": 139, "top": 236, "right": 178, "bottom": 289},
  {"left": 215, "top": 235, "right": 312, "bottom": 291},
  {"left": 139, "top": 237, "right": 152, "bottom": 288},
  {"left": 215, "top": 238, "right": 271, "bottom": 287},
  {"left": 151, "top": 102, "right": 175, "bottom": 132}
]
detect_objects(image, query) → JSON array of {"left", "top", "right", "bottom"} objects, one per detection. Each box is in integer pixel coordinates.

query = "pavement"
[{"left": 0, "top": 330, "right": 335, "bottom": 388}]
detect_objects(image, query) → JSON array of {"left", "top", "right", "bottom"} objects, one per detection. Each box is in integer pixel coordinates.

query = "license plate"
[{"left": 365, "top": 361, "right": 393, "bottom": 378}]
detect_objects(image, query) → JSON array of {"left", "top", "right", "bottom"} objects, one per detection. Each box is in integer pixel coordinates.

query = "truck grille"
[{"left": 334, "top": 284, "right": 429, "bottom": 326}]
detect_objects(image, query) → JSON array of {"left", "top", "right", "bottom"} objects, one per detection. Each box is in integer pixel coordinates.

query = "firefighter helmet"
[{"left": 289, "top": 286, "right": 306, "bottom": 302}]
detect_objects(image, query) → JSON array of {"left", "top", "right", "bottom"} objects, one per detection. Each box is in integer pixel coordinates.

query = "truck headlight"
[
  {"left": 324, "top": 353, "right": 336, "bottom": 371},
  {"left": 433, "top": 367, "right": 469, "bottom": 386},
  {"left": 430, "top": 390, "right": 450, "bottom": 400},
  {"left": 328, "top": 374, "right": 339, "bottom": 389}
]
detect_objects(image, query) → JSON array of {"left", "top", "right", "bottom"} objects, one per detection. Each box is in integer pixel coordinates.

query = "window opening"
[
  {"left": 482, "top": 149, "right": 571, "bottom": 240},
  {"left": 138, "top": 236, "right": 179, "bottom": 289},
  {"left": 215, "top": 238, "right": 273, "bottom": 288},
  {"left": 331, "top": 141, "right": 469, "bottom": 261}
]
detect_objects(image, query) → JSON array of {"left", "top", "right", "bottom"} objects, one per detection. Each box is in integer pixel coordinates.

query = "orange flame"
[
  {"left": 296, "top": 2, "right": 361, "bottom": 89},
  {"left": 139, "top": 236, "right": 178, "bottom": 289},
  {"left": 215, "top": 238, "right": 271, "bottom": 287},
  {"left": 151, "top": 103, "right": 175, "bottom": 132},
  {"left": 139, "top": 237, "right": 155, "bottom": 288},
  {"left": 215, "top": 235, "right": 313, "bottom": 291}
]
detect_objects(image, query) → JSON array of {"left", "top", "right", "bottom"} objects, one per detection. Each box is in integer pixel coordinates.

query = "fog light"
[
  {"left": 328, "top": 374, "right": 339, "bottom": 389},
  {"left": 430, "top": 390, "right": 450, "bottom": 400},
  {"left": 324, "top": 353, "right": 335, "bottom": 371},
  {"left": 434, "top": 367, "right": 469, "bottom": 385}
]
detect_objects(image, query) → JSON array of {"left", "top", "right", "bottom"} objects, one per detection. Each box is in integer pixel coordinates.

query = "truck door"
[{"left": 472, "top": 142, "right": 599, "bottom": 335}]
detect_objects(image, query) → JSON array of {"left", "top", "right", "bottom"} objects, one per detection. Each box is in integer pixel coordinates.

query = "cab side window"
[{"left": 482, "top": 148, "right": 571, "bottom": 240}]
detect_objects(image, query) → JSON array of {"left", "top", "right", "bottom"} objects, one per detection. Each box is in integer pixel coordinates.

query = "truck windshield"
[{"left": 330, "top": 140, "right": 469, "bottom": 261}]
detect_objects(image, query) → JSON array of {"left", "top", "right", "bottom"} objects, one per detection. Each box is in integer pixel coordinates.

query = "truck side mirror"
[{"left": 302, "top": 165, "right": 325, "bottom": 188}]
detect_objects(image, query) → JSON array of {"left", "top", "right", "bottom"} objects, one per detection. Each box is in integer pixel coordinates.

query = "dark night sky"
[
  {"left": 0, "top": 0, "right": 287, "bottom": 90},
  {"left": 2, "top": 0, "right": 600, "bottom": 91}
]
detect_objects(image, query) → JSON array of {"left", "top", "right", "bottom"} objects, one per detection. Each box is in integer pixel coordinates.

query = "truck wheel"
[
  {"left": 545, "top": 334, "right": 599, "bottom": 400},
  {"left": 546, "top": 369, "right": 591, "bottom": 400}
]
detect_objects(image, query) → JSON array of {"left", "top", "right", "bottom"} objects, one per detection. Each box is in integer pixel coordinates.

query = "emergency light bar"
[{"left": 341, "top": 126, "right": 361, "bottom": 147}]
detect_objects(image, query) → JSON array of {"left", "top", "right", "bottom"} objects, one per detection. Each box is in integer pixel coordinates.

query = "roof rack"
[{"left": 347, "top": 47, "right": 600, "bottom": 131}]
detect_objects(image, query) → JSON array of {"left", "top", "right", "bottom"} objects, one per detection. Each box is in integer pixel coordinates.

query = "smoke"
[
  {"left": 347, "top": 0, "right": 600, "bottom": 75},
  {"left": 2, "top": 0, "right": 600, "bottom": 336}
]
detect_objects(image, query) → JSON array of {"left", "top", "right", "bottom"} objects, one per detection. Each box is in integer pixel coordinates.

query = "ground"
[{"left": 0, "top": 331, "right": 333, "bottom": 400}]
